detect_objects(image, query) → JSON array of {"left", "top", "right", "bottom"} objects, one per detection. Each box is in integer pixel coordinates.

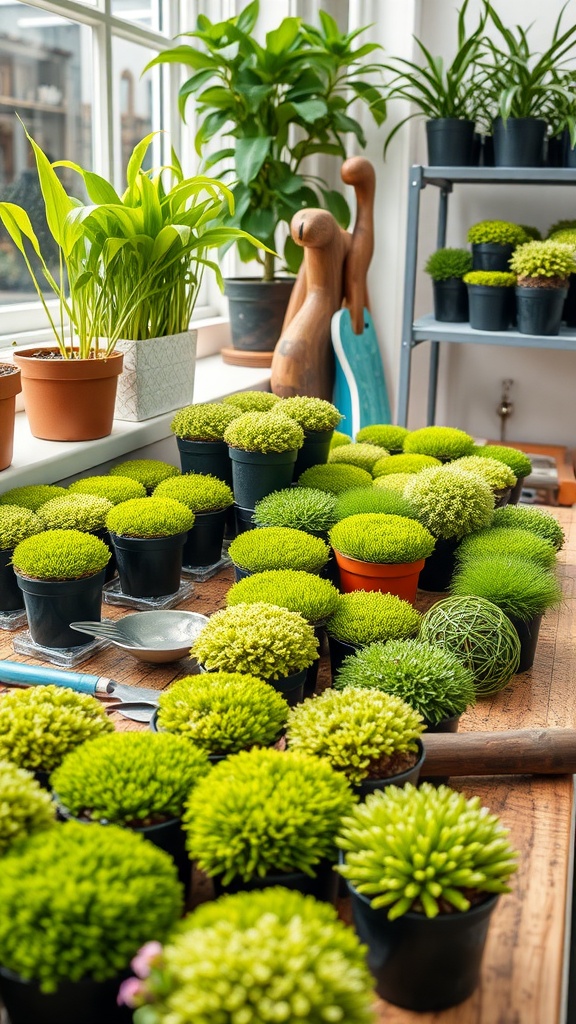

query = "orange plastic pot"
[
  {"left": 333, "top": 550, "right": 425, "bottom": 604},
  {"left": 0, "top": 364, "right": 21, "bottom": 470}
]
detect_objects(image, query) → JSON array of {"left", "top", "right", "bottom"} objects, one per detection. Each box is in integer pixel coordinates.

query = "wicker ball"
[{"left": 419, "top": 596, "right": 521, "bottom": 696}]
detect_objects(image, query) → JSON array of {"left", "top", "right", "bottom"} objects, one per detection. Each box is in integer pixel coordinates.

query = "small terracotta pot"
[
  {"left": 13, "top": 348, "right": 123, "bottom": 441},
  {"left": 333, "top": 550, "right": 425, "bottom": 605},
  {"left": 0, "top": 364, "right": 21, "bottom": 471}
]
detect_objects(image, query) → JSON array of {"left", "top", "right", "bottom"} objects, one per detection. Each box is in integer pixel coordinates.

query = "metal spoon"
[{"left": 104, "top": 701, "right": 158, "bottom": 723}]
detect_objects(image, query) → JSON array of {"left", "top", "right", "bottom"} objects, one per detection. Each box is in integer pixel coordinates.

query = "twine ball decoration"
[{"left": 419, "top": 596, "right": 521, "bottom": 695}]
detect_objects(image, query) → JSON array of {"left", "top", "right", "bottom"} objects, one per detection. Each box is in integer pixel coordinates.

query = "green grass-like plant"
[
  {"left": 156, "top": 672, "right": 288, "bottom": 755},
  {"left": 106, "top": 497, "right": 194, "bottom": 538},
  {"left": 337, "top": 782, "right": 517, "bottom": 918},
  {"left": 355, "top": 424, "right": 409, "bottom": 451},
  {"left": 329, "top": 513, "right": 435, "bottom": 564},
  {"left": 278, "top": 396, "right": 342, "bottom": 431},
  {"left": 464, "top": 270, "right": 516, "bottom": 287},
  {"left": 253, "top": 487, "right": 337, "bottom": 534},
  {"left": 298, "top": 463, "right": 373, "bottom": 493},
  {"left": 334, "top": 486, "right": 418, "bottom": 522},
  {"left": 457, "top": 527, "right": 557, "bottom": 568},
  {"left": 0, "top": 684, "right": 113, "bottom": 773},
  {"left": 335, "top": 639, "right": 476, "bottom": 725},
  {"left": 51, "top": 733, "right": 211, "bottom": 825},
  {"left": 424, "top": 247, "right": 473, "bottom": 281},
  {"left": 329, "top": 442, "right": 388, "bottom": 473},
  {"left": 154, "top": 473, "right": 233, "bottom": 512},
  {"left": 0, "top": 760, "right": 55, "bottom": 854},
  {"left": 170, "top": 402, "right": 241, "bottom": 441},
  {"left": 373, "top": 473, "right": 413, "bottom": 493},
  {"left": 510, "top": 240, "right": 576, "bottom": 282},
  {"left": 228, "top": 526, "right": 329, "bottom": 573},
  {"left": 491, "top": 505, "right": 564, "bottom": 550},
  {"left": 419, "top": 595, "right": 521, "bottom": 695},
  {"left": 405, "top": 466, "right": 494, "bottom": 539},
  {"left": 467, "top": 220, "right": 528, "bottom": 245},
  {"left": 129, "top": 888, "right": 374, "bottom": 1024},
  {"left": 68, "top": 474, "right": 147, "bottom": 504},
  {"left": 449, "top": 455, "right": 517, "bottom": 489},
  {"left": 286, "top": 687, "right": 424, "bottom": 785},
  {"left": 0, "top": 822, "right": 183, "bottom": 992},
  {"left": 403, "top": 426, "right": 475, "bottom": 460},
  {"left": 326, "top": 591, "right": 421, "bottom": 646},
  {"left": 191, "top": 602, "right": 319, "bottom": 680},
  {"left": 372, "top": 453, "right": 441, "bottom": 477},
  {"left": 0, "top": 505, "right": 42, "bottom": 550},
  {"left": 109, "top": 460, "right": 180, "bottom": 492},
  {"left": 451, "top": 555, "right": 562, "bottom": 622},
  {"left": 224, "top": 410, "right": 304, "bottom": 453},
  {"left": 183, "top": 748, "right": 355, "bottom": 883},
  {"left": 11, "top": 528, "right": 110, "bottom": 580},
  {"left": 37, "top": 493, "right": 113, "bottom": 533},
  {"left": 226, "top": 569, "right": 340, "bottom": 623},
  {"left": 471, "top": 444, "right": 533, "bottom": 478},
  {"left": 222, "top": 391, "right": 282, "bottom": 412},
  {"left": 0, "top": 484, "right": 67, "bottom": 511},
  {"left": 330, "top": 430, "right": 352, "bottom": 448}
]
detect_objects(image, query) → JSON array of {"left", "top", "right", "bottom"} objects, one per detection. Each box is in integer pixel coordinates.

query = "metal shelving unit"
[{"left": 397, "top": 164, "right": 576, "bottom": 427}]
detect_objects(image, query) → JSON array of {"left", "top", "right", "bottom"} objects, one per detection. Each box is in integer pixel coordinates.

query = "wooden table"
[{"left": 1, "top": 507, "right": 575, "bottom": 1024}]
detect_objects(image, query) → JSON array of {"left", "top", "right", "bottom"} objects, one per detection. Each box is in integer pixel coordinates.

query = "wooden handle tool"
[{"left": 421, "top": 729, "right": 576, "bottom": 776}]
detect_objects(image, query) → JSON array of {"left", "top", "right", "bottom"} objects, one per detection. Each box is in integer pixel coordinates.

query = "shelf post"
[
  {"left": 397, "top": 166, "right": 424, "bottom": 427},
  {"left": 427, "top": 184, "right": 452, "bottom": 425}
]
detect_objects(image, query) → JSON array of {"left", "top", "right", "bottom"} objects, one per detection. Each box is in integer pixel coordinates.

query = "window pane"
[
  {"left": 112, "top": 37, "right": 161, "bottom": 186},
  {"left": 111, "top": 0, "right": 161, "bottom": 32}
]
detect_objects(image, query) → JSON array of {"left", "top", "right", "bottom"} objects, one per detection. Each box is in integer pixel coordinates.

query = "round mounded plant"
[
  {"left": 222, "top": 390, "right": 282, "bottom": 412},
  {"left": 451, "top": 555, "right": 562, "bottom": 622},
  {"left": 109, "top": 459, "right": 180, "bottom": 492},
  {"left": 68, "top": 474, "right": 147, "bottom": 504},
  {"left": 11, "top": 528, "right": 110, "bottom": 580},
  {"left": 373, "top": 473, "right": 413, "bottom": 493},
  {"left": 424, "top": 247, "right": 472, "bottom": 280},
  {"left": 450, "top": 455, "right": 516, "bottom": 490},
  {"left": 471, "top": 445, "right": 533, "bottom": 480},
  {"left": 456, "top": 527, "right": 557, "bottom": 568},
  {"left": 419, "top": 595, "right": 521, "bottom": 695},
  {"left": 0, "top": 821, "right": 183, "bottom": 993},
  {"left": 0, "top": 484, "right": 67, "bottom": 511},
  {"left": 329, "top": 513, "right": 435, "bottom": 564},
  {"left": 226, "top": 569, "right": 340, "bottom": 623},
  {"left": 170, "top": 402, "right": 241, "bottom": 441},
  {"left": 510, "top": 239, "right": 576, "bottom": 284},
  {"left": 286, "top": 687, "right": 424, "bottom": 785},
  {"left": 405, "top": 466, "right": 494, "bottom": 540},
  {"left": 126, "top": 888, "right": 375, "bottom": 1024},
  {"left": 154, "top": 473, "right": 233, "bottom": 512},
  {"left": 0, "top": 684, "right": 113, "bottom": 773},
  {"left": 463, "top": 270, "right": 516, "bottom": 287},
  {"left": 37, "top": 493, "right": 113, "bottom": 533},
  {"left": 155, "top": 671, "right": 289, "bottom": 755},
  {"left": 548, "top": 218, "right": 576, "bottom": 236},
  {"left": 278, "top": 396, "right": 342, "bottom": 431},
  {"left": 326, "top": 591, "right": 421, "bottom": 646},
  {"left": 105, "top": 497, "right": 194, "bottom": 538},
  {"left": 335, "top": 639, "right": 476, "bottom": 725},
  {"left": 253, "top": 486, "right": 337, "bottom": 534},
  {"left": 228, "top": 526, "right": 329, "bottom": 574},
  {"left": 0, "top": 505, "right": 42, "bottom": 550},
  {"left": 467, "top": 220, "right": 528, "bottom": 246},
  {"left": 373, "top": 453, "right": 441, "bottom": 477},
  {"left": 183, "top": 748, "right": 355, "bottom": 884},
  {"left": 191, "top": 602, "right": 319, "bottom": 680},
  {"left": 520, "top": 225, "right": 542, "bottom": 241},
  {"left": 298, "top": 462, "right": 373, "bottom": 493},
  {"left": 329, "top": 442, "right": 388, "bottom": 473},
  {"left": 337, "top": 782, "right": 517, "bottom": 918},
  {"left": 491, "top": 504, "right": 564, "bottom": 550},
  {"left": 51, "top": 732, "right": 211, "bottom": 825},
  {"left": 223, "top": 410, "right": 304, "bottom": 453},
  {"left": 0, "top": 760, "right": 55, "bottom": 854},
  {"left": 403, "top": 426, "right": 475, "bottom": 461},
  {"left": 331, "top": 430, "right": 352, "bottom": 448},
  {"left": 334, "top": 486, "right": 418, "bottom": 522},
  {"left": 356, "top": 424, "right": 410, "bottom": 451}
]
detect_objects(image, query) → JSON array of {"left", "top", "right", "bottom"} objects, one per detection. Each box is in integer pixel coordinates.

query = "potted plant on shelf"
[
  {"left": 464, "top": 269, "right": 517, "bottom": 330},
  {"left": 372, "top": 452, "right": 441, "bottom": 477},
  {"left": 297, "top": 462, "right": 373, "bottom": 493},
  {"left": 182, "top": 748, "right": 355, "bottom": 900},
  {"left": 0, "top": 484, "right": 67, "bottom": 510},
  {"left": 223, "top": 411, "right": 304, "bottom": 510},
  {"left": 277, "top": 396, "right": 343, "bottom": 475},
  {"left": 170, "top": 402, "right": 241, "bottom": 482},
  {"left": 105, "top": 497, "right": 194, "bottom": 598},
  {"left": 333, "top": 485, "right": 419, "bottom": 522},
  {"left": 491, "top": 503, "right": 565, "bottom": 549},
  {"left": 337, "top": 782, "right": 517, "bottom": 1011},
  {"left": 11, "top": 528, "right": 110, "bottom": 648},
  {"left": 403, "top": 425, "right": 475, "bottom": 461},
  {"left": 548, "top": 226, "right": 576, "bottom": 324},
  {"left": 68, "top": 474, "right": 147, "bottom": 504},
  {"left": 467, "top": 220, "right": 528, "bottom": 272},
  {"left": 329, "top": 442, "right": 389, "bottom": 474},
  {"left": 124, "top": 888, "right": 375, "bottom": 1024},
  {"left": 253, "top": 486, "right": 337, "bottom": 536},
  {"left": 325, "top": 590, "right": 422, "bottom": 676},
  {"left": 424, "top": 247, "right": 472, "bottom": 322},
  {"left": 328, "top": 512, "right": 435, "bottom": 602},
  {"left": 227, "top": 525, "right": 330, "bottom": 580},
  {"left": 449, "top": 454, "right": 517, "bottom": 505},
  {"left": 510, "top": 239, "right": 576, "bottom": 336},
  {"left": 0, "top": 363, "right": 21, "bottom": 471},
  {"left": 153, "top": 473, "right": 234, "bottom": 569},
  {"left": 0, "top": 822, "right": 183, "bottom": 1024},
  {"left": 0, "top": 760, "right": 55, "bottom": 854},
  {"left": 0, "top": 505, "right": 42, "bottom": 615},
  {"left": 109, "top": 460, "right": 180, "bottom": 495},
  {"left": 356, "top": 423, "right": 409, "bottom": 453},
  {"left": 472, "top": 444, "right": 533, "bottom": 503}
]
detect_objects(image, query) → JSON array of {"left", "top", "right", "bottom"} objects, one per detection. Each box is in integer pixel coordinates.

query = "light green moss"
[
  {"left": 463, "top": 271, "right": 516, "bottom": 287},
  {"left": 228, "top": 525, "right": 329, "bottom": 573},
  {"left": 451, "top": 555, "right": 562, "bottom": 621},
  {"left": 154, "top": 473, "right": 233, "bottom": 512},
  {"left": 37, "top": 494, "right": 113, "bottom": 533},
  {"left": 334, "top": 486, "right": 418, "bottom": 522},
  {"left": 326, "top": 591, "right": 422, "bottom": 646},
  {"left": 254, "top": 487, "right": 337, "bottom": 533},
  {"left": 424, "top": 247, "right": 472, "bottom": 281},
  {"left": 109, "top": 459, "right": 180, "bottom": 492},
  {"left": 471, "top": 445, "right": 532, "bottom": 478},
  {"left": 329, "top": 513, "right": 435, "bottom": 563},
  {"left": 278, "top": 396, "right": 342, "bottom": 431},
  {"left": 491, "top": 505, "right": 564, "bottom": 550},
  {"left": 106, "top": 497, "right": 194, "bottom": 538},
  {"left": 11, "top": 529, "right": 110, "bottom": 580},
  {"left": 405, "top": 466, "right": 494, "bottom": 539},
  {"left": 510, "top": 239, "right": 576, "bottom": 281},
  {"left": 0, "top": 760, "right": 55, "bottom": 854},
  {"left": 226, "top": 569, "right": 340, "bottom": 623},
  {"left": 355, "top": 424, "right": 409, "bottom": 451},
  {"left": 0, "top": 505, "right": 42, "bottom": 550},
  {"left": 372, "top": 453, "right": 441, "bottom": 477},
  {"left": 450, "top": 455, "right": 517, "bottom": 489},
  {"left": 0, "top": 485, "right": 67, "bottom": 511},
  {"left": 329, "top": 442, "right": 388, "bottom": 473},
  {"left": 467, "top": 220, "right": 528, "bottom": 245},
  {"left": 330, "top": 430, "right": 352, "bottom": 448},
  {"left": 68, "top": 475, "right": 147, "bottom": 504},
  {"left": 222, "top": 391, "right": 282, "bottom": 412},
  {"left": 457, "top": 526, "right": 557, "bottom": 568},
  {"left": 403, "top": 426, "right": 475, "bottom": 461},
  {"left": 224, "top": 411, "right": 304, "bottom": 453},
  {"left": 298, "top": 463, "right": 373, "bottom": 493},
  {"left": 170, "top": 402, "right": 240, "bottom": 440},
  {"left": 373, "top": 473, "right": 413, "bottom": 493}
]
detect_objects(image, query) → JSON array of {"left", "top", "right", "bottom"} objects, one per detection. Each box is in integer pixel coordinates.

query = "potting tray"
[
  {"left": 12, "top": 631, "right": 110, "bottom": 668},
  {"left": 181, "top": 552, "right": 231, "bottom": 581},
  {"left": 102, "top": 577, "right": 194, "bottom": 610}
]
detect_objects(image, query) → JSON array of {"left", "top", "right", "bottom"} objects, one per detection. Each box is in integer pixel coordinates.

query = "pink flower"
[
  {"left": 131, "top": 940, "right": 163, "bottom": 979},
  {"left": 117, "top": 977, "right": 142, "bottom": 1008}
]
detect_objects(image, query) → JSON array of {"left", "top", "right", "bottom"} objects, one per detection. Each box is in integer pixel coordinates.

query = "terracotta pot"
[
  {"left": 13, "top": 348, "right": 123, "bottom": 441},
  {"left": 332, "top": 550, "right": 425, "bottom": 604},
  {"left": 0, "top": 364, "right": 21, "bottom": 470}
]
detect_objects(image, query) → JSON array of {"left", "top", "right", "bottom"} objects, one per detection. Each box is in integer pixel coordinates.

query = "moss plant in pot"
[
  {"left": 37, "top": 493, "right": 116, "bottom": 582},
  {"left": 491, "top": 504, "right": 565, "bottom": 550},
  {"left": 0, "top": 760, "right": 55, "bottom": 854},
  {"left": 170, "top": 402, "right": 241, "bottom": 482},
  {"left": 183, "top": 748, "right": 355, "bottom": 900},
  {"left": 325, "top": 590, "right": 422, "bottom": 676},
  {"left": 105, "top": 497, "right": 194, "bottom": 598},
  {"left": 109, "top": 459, "right": 180, "bottom": 495},
  {"left": 449, "top": 454, "right": 517, "bottom": 505},
  {"left": 456, "top": 526, "right": 557, "bottom": 569},
  {"left": 372, "top": 452, "right": 441, "bottom": 477},
  {"left": 464, "top": 270, "right": 517, "bottom": 330},
  {"left": 253, "top": 486, "right": 337, "bottom": 536},
  {"left": 356, "top": 423, "right": 409, "bottom": 453},
  {"left": 0, "top": 484, "right": 67, "bottom": 510},
  {"left": 11, "top": 529, "right": 110, "bottom": 648},
  {"left": 228, "top": 526, "right": 329, "bottom": 579},
  {"left": 0, "top": 363, "right": 21, "bottom": 470},
  {"left": 222, "top": 391, "right": 282, "bottom": 413},
  {"left": 278, "top": 396, "right": 343, "bottom": 475},
  {"left": 329, "top": 442, "right": 389, "bottom": 474},
  {"left": 328, "top": 513, "right": 435, "bottom": 602},
  {"left": 67, "top": 474, "right": 147, "bottom": 504},
  {"left": 0, "top": 505, "right": 42, "bottom": 613},
  {"left": 510, "top": 240, "right": 576, "bottom": 335},
  {"left": 0, "top": 822, "right": 183, "bottom": 1024},
  {"left": 425, "top": 247, "right": 472, "bottom": 322},
  {"left": 403, "top": 425, "right": 475, "bottom": 462},
  {"left": 154, "top": 473, "right": 234, "bottom": 568},
  {"left": 337, "top": 782, "right": 517, "bottom": 1011},
  {"left": 331, "top": 429, "right": 352, "bottom": 448},
  {"left": 298, "top": 462, "right": 373, "bottom": 493},
  {"left": 548, "top": 227, "right": 576, "bottom": 324},
  {"left": 373, "top": 472, "right": 414, "bottom": 494},
  {"left": 471, "top": 444, "right": 533, "bottom": 503},
  {"left": 334, "top": 485, "right": 419, "bottom": 522},
  {"left": 467, "top": 220, "right": 528, "bottom": 272},
  {"left": 223, "top": 411, "right": 304, "bottom": 510}
]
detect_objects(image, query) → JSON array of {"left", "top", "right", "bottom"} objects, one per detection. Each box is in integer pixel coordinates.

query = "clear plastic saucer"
[
  {"left": 0, "top": 609, "right": 27, "bottom": 631},
  {"left": 181, "top": 552, "right": 231, "bottom": 581},
  {"left": 12, "top": 631, "right": 110, "bottom": 667},
  {"left": 102, "top": 577, "right": 194, "bottom": 610}
]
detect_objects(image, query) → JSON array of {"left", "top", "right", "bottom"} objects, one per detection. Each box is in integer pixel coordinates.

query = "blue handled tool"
[{"left": 0, "top": 660, "right": 160, "bottom": 705}]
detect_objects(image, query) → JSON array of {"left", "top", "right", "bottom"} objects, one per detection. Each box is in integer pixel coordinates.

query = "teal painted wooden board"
[{"left": 331, "top": 307, "right": 391, "bottom": 438}]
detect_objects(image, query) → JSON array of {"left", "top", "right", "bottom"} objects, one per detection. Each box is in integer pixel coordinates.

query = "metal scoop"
[{"left": 70, "top": 610, "right": 208, "bottom": 663}]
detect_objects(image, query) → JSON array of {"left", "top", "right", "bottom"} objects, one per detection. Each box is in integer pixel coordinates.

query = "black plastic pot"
[
  {"left": 471, "top": 243, "right": 515, "bottom": 273},
  {"left": 182, "top": 508, "right": 228, "bottom": 569},
  {"left": 347, "top": 883, "right": 499, "bottom": 1011},
  {"left": 508, "top": 476, "right": 525, "bottom": 505},
  {"left": 467, "top": 284, "right": 513, "bottom": 332},
  {"left": 294, "top": 428, "right": 334, "bottom": 477},
  {"left": 304, "top": 624, "right": 325, "bottom": 698},
  {"left": 94, "top": 529, "right": 116, "bottom": 583},
  {"left": 15, "top": 569, "right": 106, "bottom": 649},
  {"left": 547, "top": 134, "right": 565, "bottom": 168},
  {"left": 135, "top": 817, "right": 191, "bottom": 897},
  {"left": 481, "top": 134, "right": 494, "bottom": 167},
  {"left": 565, "top": 136, "right": 576, "bottom": 168},
  {"left": 176, "top": 437, "right": 233, "bottom": 486},
  {"left": 213, "top": 858, "right": 338, "bottom": 903},
  {"left": 508, "top": 613, "right": 543, "bottom": 672},
  {"left": 270, "top": 667, "right": 307, "bottom": 707},
  {"left": 355, "top": 740, "right": 425, "bottom": 800},
  {"left": 423, "top": 713, "right": 460, "bottom": 733},
  {"left": 432, "top": 279, "right": 469, "bottom": 323},
  {"left": 109, "top": 532, "right": 187, "bottom": 598},
  {"left": 425, "top": 118, "right": 475, "bottom": 166},
  {"left": 0, "top": 967, "right": 132, "bottom": 1024},
  {"left": 327, "top": 635, "right": 359, "bottom": 678},
  {"left": 493, "top": 116, "right": 546, "bottom": 167},
  {"left": 515, "top": 285, "right": 567, "bottom": 336},
  {"left": 0, "top": 548, "right": 24, "bottom": 612},
  {"left": 228, "top": 447, "right": 298, "bottom": 509},
  {"left": 562, "top": 275, "right": 576, "bottom": 327},
  {"left": 234, "top": 504, "right": 257, "bottom": 534},
  {"left": 417, "top": 537, "right": 459, "bottom": 593},
  {"left": 224, "top": 278, "right": 295, "bottom": 352}
]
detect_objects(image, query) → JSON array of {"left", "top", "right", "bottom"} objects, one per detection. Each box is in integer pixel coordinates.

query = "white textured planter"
[{"left": 114, "top": 330, "right": 197, "bottom": 421}]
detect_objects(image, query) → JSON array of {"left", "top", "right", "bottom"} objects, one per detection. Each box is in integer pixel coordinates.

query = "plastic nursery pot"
[
  {"left": 547, "top": 134, "right": 565, "bottom": 168},
  {"left": 224, "top": 278, "right": 295, "bottom": 352},
  {"left": 269, "top": 667, "right": 307, "bottom": 708},
  {"left": 355, "top": 740, "right": 425, "bottom": 801},
  {"left": 423, "top": 713, "right": 460, "bottom": 734},
  {"left": 0, "top": 364, "right": 21, "bottom": 471},
  {"left": 175, "top": 437, "right": 233, "bottom": 487},
  {"left": 426, "top": 118, "right": 476, "bottom": 167},
  {"left": 515, "top": 286, "right": 567, "bottom": 337},
  {"left": 327, "top": 635, "right": 359, "bottom": 679},
  {"left": 109, "top": 532, "right": 187, "bottom": 598},
  {"left": 293, "top": 428, "right": 335, "bottom": 477},
  {"left": 182, "top": 508, "right": 228, "bottom": 569},
  {"left": 493, "top": 116, "right": 546, "bottom": 168},
  {"left": 15, "top": 570, "right": 106, "bottom": 649},
  {"left": 346, "top": 883, "right": 499, "bottom": 1011},
  {"left": 417, "top": 537, "right": 459, "bottom": 593},
  {"left": 467, "top": 285, "right": 513, "bottom": 332},
  {"left": 471, "top": 243, "right": 515, "bottom": 274},
  {"left": 332, "top": 551, "right": 425, "bottom": 605},
  {"left": 303, "top": 624, "right": 326, "bottom": 698},
  {"left": 507, "top": 613, "right": 543, "bottom": 673},
  {"left": 227, "top": 447, "right": 298, "bottom": 509},
  {"left": 493, "top": 486, "right": 512, "bottom": 509},
  {"left": 233, "top": 504, "right": 257, "bottom": 535},
  {"left": 432, "top": 279, "right": 469, "bottom": 323},
  {"left": 93, "top": 529, "right": 117, "bottom": 583},
  {"left": 0, "top": 966, "right": 133, "bottom": 1024},
  {"left": 508, "top": 476, "right": 525, "bottom": 505},
  {"left": 562, "top": 275, "right": 576, "bottom": 327},
  {"left": 213, "top": 858, "right": 338, "bottom": 904},
  {"left": 0, "top": 548, "right": 25, "bottom": 612}
]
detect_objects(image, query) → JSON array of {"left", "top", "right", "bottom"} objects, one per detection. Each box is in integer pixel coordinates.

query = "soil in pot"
[
  {"left": 212, "top": 858, "right": 338, "bottom": 904},
  {"left": 0, "top": 549, "right": 25, "bottom": 612},
  {"left": 15, "top": 570, "right": 106, "bottom": 649},
  {"left": 467, "top": 284, "right": 513, "bottom": 331},
  {"left": 110, "top": 532, "right": 187, "bottom": 598},
  {"left": 515, "top": 285, "right": 567, "bottom": 336},
  {"left": 224, "top": 278, "right": 295, "bottom": 352},
  {"left": 426, "top": 118, "right": 476, "bottom": 166},
  {"left": 182, "top": 509, "right": 228, "bottom": 569},
  {"left": 228, "top": 447, "right": 298, "bottom": 509},
  {"left": 355, "top": 739, "right": 425, "bottom": 800},
  {"left": 333, "top": 551, "right": 425, "bottom": 605},
  {"left": 432, "top": 279, "right": 469, "bottom": 322},
  {"left": 0, "top": 967, "right": 132, "bottom": 1024},
  {"left": 0, "top": 364, "right": 21, "bottom": 471},
  {"left": 493, "top": 116, "right": 546, "bottom": 167}
]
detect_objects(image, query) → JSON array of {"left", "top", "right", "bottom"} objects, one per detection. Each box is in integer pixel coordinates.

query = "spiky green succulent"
[
  {"left": 286, "top": 687, "right": 424, "bottom": 785},
  {"left": 463, "top": 271, "right": 516, "bottom": 287},
  {"left": 106, "top": 497, "right": 194, "bottom": 538},
  {"left": 491, "top": 505, "right": 564, "bottom": 550},
  {"left": 450, "top": 455, "right": 516, "bottom": 490},
  {"left": 451, "top": 555, "right": 562, "bottom": 621},
  {"left": 224, "top": 411, "right": 304, "bottom": 453},
  {"left": 510, "top": 239, "right": 576, "bottom": 281},
  {"left": 403, "top": 426, "right": 475, "bottom": 461},
  {"left": 334, "top": 486, "right": 418, "bottom": 521},
  {"left": 329, "top": 442, "right": 388, "bottom": 473},
  {"left": 471, "top": 445, "right": 532, "bottom": 479},
  {"left": 154, "top": 473, "right": 233, "bottom": 512},
  {"left": 0, "top": 822, "right": 183, "bottom": 992},
  {"left": 226, "top": 569, "right": 339, "bottom": 623},
  {"left": 37, "top": 493, "right": 113, "bottom": 533},
  {"left": 228, "top": 526, "right": 329, "bottom": 574},
  {"left": 68, "top": 474, "right": 147, "bottom": 504},
  {"left": 0, "top": 484, "right": 67, "bottom": 511},
  {"left": 373, "top": 473, "right": 413, "bottom": 493},
  {"left": 222, "top": 391, "right": 282, "bottom": 412},
  {"left": 191, "top": 602, "right": 319, "bottom": 680},
  {"left": 183, "top": 748, "right": 355, "bottom": 883},
  {"left": 355, "top": 424, "right": 409, "bottom": 452},
  {"left": 424, "top": 247, "right": 472, "bottom": 281},
  {"left": 0, "top": 684, "right": 113, "bottom": 773},
  {"left": 11, "top": 528, "right": 110, "bottom": 580},
  {"left": 0, "top": 505, "right": 42, "bottom": 550},
  {"left": 467, "top": 220, "right": 528, "bottom": 245},
  {"left": 405, "top": 466, "right": 494, "bottom": 540},
  {"left": 330, "top": 430, "right": 352, "bottom": 448},
  {"left": 298, "top": 463, "right": 373, "bottom": 493},
  {"left": 253, "top": 487, "right": 337, "bottom": 534},
  {"left": 0, "top": 760, "right": 55, "bottom": 854},
  {"left": 335, "top": 639, "right": 475, "bottom": 725},
  {"left": 51, "top": 732, "right": 211, "bottom": 825},
  {"left": 456, "top": 527, "right": 557, "bottom": 568},
  {"left": 156, "top": 672, "right": 288, "bottom": 755},
  {"left": 329, "top": 513, "right": 435, "bottom": 564},
  {"left": 372, "top": 453, "right": 441, "bottom": 477},
  {"left": 130, "top": 888, "right": 375, "bottom": 1024},
  {"left": 170, "top": 402, "right": 240, "bottom": 440},
  {"left": 277, "top": 396, "right": 342, "bottom": 431},
  {"left": 109, "top": 459, "right": 180, "bottom": 492},
  {"left": 337, "top": 783, "right": 517, "bottom": 919},
  {"left": 326, "top": 591, "right": 421, "bottom": 646}
]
